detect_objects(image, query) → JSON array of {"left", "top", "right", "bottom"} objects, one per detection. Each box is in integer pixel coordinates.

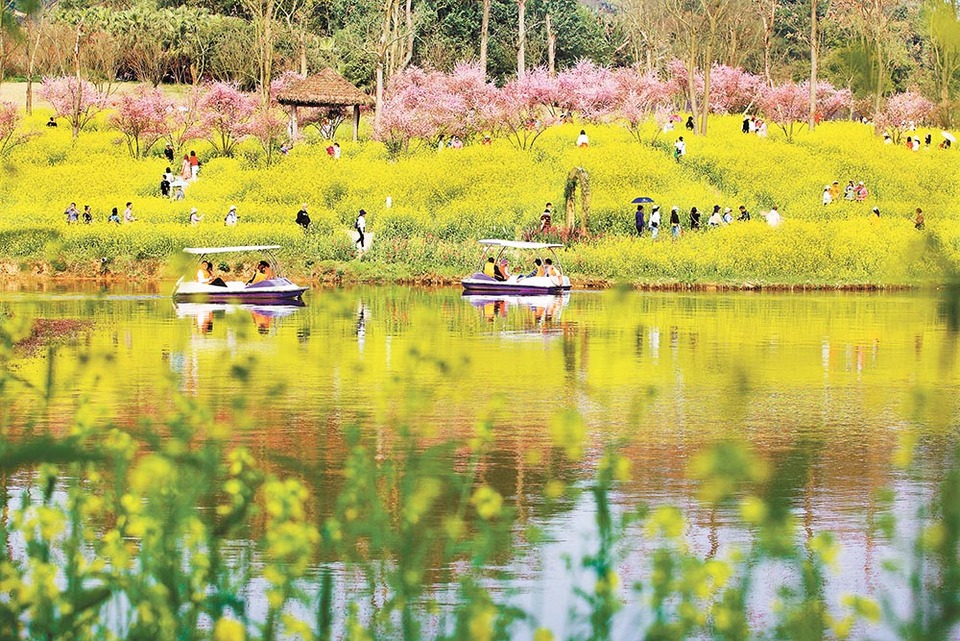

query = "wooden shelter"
[{"left": 276, "top": 68, "right": 373, "bottom": 142}]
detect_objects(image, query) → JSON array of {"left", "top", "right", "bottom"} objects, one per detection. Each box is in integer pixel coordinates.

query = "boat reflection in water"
[
  {"left": 463, "top": 292, "right": 571, "bottom": 334},
  {"left": 174, "top": 301, "right": 304, "bottom": 336}
]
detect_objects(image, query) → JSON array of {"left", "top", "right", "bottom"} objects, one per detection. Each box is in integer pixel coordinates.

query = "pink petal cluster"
[
  {"left": 199, "top": 82, "right": 259, "bottom": 156},
  {"left": 708, "top": 65, "right": 765, "bottom": 114},
  {"left": 877, "top": 91, "right": 935, "bottom": 141},
  {"left": 37, "top": 76, "right": 107, "bottom": 135},
  {"left": 110, "top": 87, "right": 172, "bottom": 158}
]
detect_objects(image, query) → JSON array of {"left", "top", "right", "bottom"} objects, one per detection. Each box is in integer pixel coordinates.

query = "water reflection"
[{"left": 5, "top": 286, "right": 960, "bottom": 632}]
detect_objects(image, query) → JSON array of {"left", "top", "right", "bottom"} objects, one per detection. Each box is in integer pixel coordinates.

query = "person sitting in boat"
[
  {"left": 544, "top": 258, "right": 560, "bottom": 281},
  {"left": 493, "top": 258, "right": 511, "bottom": 281},
  {"left": 483, "top": 256, "right": 497, "bottom": 278},
  {"left": 247, "top": 260, "right": 272, "bottom": 285},
  {"left": 526, "top": 258, "right": 545, "bottom": 278},
  {"left": 197, "top": 260, "right": 227, "bottom": 287}
]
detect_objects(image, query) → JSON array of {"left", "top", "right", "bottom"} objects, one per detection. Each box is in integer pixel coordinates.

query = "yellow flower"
[
  {"left": 213, "top": 617, "right": 246, "bottom": 641},
  {"left": 470, "top": 485, "right": 503, "bottom": 520}
]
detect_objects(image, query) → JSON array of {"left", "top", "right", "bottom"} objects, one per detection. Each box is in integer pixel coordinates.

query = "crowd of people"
[
  {"left": 633, "top": 202, "right": 763, "bottom": 239},
  {"left": 482, "top": 255, "right": 560, "bottom": 282},
  {"left": 64, "top": 201, "right": 136, "bottom": 225},
  {"left": 821, "top": 180, "right": 869, "bottom": 205}
]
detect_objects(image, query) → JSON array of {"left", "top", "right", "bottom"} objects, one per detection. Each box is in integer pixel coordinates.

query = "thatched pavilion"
[{"left": 276, "top": 68, "right": 374, "bottom": 142}]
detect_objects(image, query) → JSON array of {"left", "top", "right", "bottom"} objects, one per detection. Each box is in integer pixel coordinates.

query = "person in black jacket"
[{"left": 295, "top": 203, "right": 311, "bottom": 230}]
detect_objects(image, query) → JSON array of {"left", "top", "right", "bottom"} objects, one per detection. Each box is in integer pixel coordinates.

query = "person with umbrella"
[{"left": 631, "top": 197, "right": 653, "bottom": 237}]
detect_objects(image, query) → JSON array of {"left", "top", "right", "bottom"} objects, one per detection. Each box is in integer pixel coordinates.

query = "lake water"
[{"left": 4, "top": 284, "right": 959, "bottom": 637}]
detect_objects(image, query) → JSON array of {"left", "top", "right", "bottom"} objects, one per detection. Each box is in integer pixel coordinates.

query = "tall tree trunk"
[
  {"left": 517, "top": 0, "right": 526, "bottom": 80},
  {"left": 72, "top": 22, "right": 83, "bottom": 138},
  {"left": 808, "top": 0, "right": 817, "bottom": 129},
  {"left": 546, "top": 13, "right": 556, "bottom": 76},
  {"left": 374, "top": 1, "right": 391, "bottom": 133},
  {"left": 480, "top": 0, "right": 490, "bottom": 74},
  {"left": 873, "top": 35, "right": 883, "bottom": 120},
  {"left": 686, "top": 45, "right": 699, "bottom": 135},
  {"left": 701, "top": 37, "right": 712, "bottom": 135},
  {"left": 299, "top": 31, "right": 308, "bottom": 75},
  {"left": 404, "top": 0, "right": 414, "bottom": 67},
  {"left": 26, "top": 20, "right": 43, "bottom": 116},
  {"left": 761, "top": 3, "right": 773, "bottom": 86}
]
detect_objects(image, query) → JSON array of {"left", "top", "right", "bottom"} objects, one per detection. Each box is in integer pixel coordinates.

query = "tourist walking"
[
  {"left": 689, "top": 206, "right": 701, "bottom": 230},
  {"left": 844, "top": 180, "right": 856, "bottom": 201},
  {"left": 914, "top": 208, "right": 925, "bottom": 230},
  {"left": 189, "top": 151, "right": 200, "bottom": 180},
  {"left": 649, "top": 206, "right": 661, "bottom": 239},
  {"left": 822, "top": 185, "right": 832, "bottom": 206},
  {"left": 123, "top": 202, "right": 136, "bottom": 224},
  {"left": 670, "top": 206, "right": 681, "bottom": 238},
  {"left": 356, "top": 209, "right": 367, "bottom": 250},
  {"left": 855, "top": 182, "right": 868, "bottom": 203},
  {"left": 540, "top": 203, "right": 552, "bottom": 232},
  {"left": 189, "top": 208, "right": 203, "bottom": 225},
  {"left": 108, "top": 207, "right": 120, "bottom": 224},
  {"left": 634, "top": 205, "right": 645, "bottom": 236},
  {"left": 82, "top": 205, "right": 92, "bottom": 224},
  {"left": 577, "top": 130, "right": 589, "bottom": 147},
  {"left": 674, "top": 137, "right": 686, "bottom": 163},
  {"left": 737, "top": 205, "right": 750, "bottom": 221},
  {"left": 224, "top": 206, "right": 238, "bottom": 226}
]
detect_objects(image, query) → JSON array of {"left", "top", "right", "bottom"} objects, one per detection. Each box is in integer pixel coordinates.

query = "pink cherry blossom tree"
[
  {"left": 759, "top": 81, "right": 809, "bottom": 142},
  {"left": 37, "top": 76, "right": 107, "bottom": 138},
  {"left": 246, "top": 107, "right": 289, "bottom": 165},
  {"left": 432, "top": 62, "right": 500, "bottom": 141},
  {"left": 557, "top": 60, "right": 620, "bottom": 122},
  {"left": 708, "top": 65, "right": 765, "bottom": 114},
  {"left": 614, "top": 70, "right": 676, "bottom": 143},
  {"left": 110, "top": 88, "right": 172, "bottom": 158},
  {"left": 877, "top": 91, "right": 935, "bottom": 144},
  {"left": 163, "top": 86, "right": 211, "bottom": 152},
  {"left": 0, "top": 102, "right": 37, "bottom": 157},
  {"left": 199, "top": 82, "right": 258, "bottom": 157},
  {"left": 373, "top": 67, "right": 437, "bottom": 153},
  {"left": 494, "top": 71, "right": 561, "bottom": 150},
  {"left": 816, "top": 83, "right": 853, "bottom": 121}
]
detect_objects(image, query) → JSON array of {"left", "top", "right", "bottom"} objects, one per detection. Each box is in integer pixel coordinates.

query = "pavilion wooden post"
[
  {"left": 352, "top": 105, "right": 360, "bottom": 141},
  {"left": 287, "top": 105, "right": 299, "bottom": 141}
]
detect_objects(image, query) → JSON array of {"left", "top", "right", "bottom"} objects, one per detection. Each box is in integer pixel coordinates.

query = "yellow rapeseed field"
[{"left": 1, "top": 106, "right": 956, "bottom": 285}]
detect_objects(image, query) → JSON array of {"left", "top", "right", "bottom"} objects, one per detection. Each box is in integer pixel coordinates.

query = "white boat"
[
  {"left": 172, "top": 245, "right": 308, "bottom": 303},
  {"left": 461, "top": 239, "right": 572, "bottom": 294}
]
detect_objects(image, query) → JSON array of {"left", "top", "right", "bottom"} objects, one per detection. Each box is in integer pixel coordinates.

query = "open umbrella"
[
  {"left": 942, "top": 130, "right": 956, "bottom": 143},
  {"left": 631, "top": 196, "right": 655, "bottom": 204}
]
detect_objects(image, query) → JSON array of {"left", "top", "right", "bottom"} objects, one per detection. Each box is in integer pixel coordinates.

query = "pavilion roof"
[{"left": 276, "top": 68, "right": 374, "bottom": 108}]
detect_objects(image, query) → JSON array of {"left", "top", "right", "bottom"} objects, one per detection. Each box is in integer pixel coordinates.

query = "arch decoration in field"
[
  {"left": 564, "top": 166, "right": 590, "bottom": 233},
  {"left": 276, "top": 68, "right": 374, "bottom": 141}
]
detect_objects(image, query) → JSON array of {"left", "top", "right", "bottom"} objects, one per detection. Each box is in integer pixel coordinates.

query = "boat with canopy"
[
  {"left": 461, "top": 239, "right": 571, "bottom": 294},
  {"left": 172, "top": 245, "right": 308, "bottom": 303}
]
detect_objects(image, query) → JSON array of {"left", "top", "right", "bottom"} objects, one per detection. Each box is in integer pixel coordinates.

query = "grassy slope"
[{"left": 1, "top": 103, "right": 958, "bottom": 286}]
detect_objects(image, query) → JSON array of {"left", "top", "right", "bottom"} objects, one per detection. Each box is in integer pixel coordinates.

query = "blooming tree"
[
  {"left": 110, "top": 88, "right": 172, "bottom": 158},
  {"left": 0, "top": 102, "right": 37, "bottom": 157},
  {"left": 245, "top": 107, "right": 289, "bottom": 165},
  {"left": 614, "top": 70, "right": 676, "bottom": 143},
  {"left": 495, "top": 71, "right": 561, "bottom": 150},
  {"left": 759, "top": 81, "right": 809, "bottom": 142},
  {"left": 163, "top": 86, "right": 211, "bottom": 152},
  {"left": 557, "top": 60, "right": 620, "bottom": 122},
  {"left": 816, "top": 82, "right": 853, "bottom": 121},
  {"left": 373, "top": 67, "right": 438, "bottom": 153},
  {"left": 433, "top": 62, "right": 500, "bottom": 140},
  {"left": 708, "top": 65, "right": 765, "bottom": 114},
  {"left": 37, "top": 76, "right": 107, "bottom": 138},
  {"left": 199, "top": 82, "right": 258, "bottom": 157},
  {"left": 877, "top": 91, "right": 936, "bottom": 143}
]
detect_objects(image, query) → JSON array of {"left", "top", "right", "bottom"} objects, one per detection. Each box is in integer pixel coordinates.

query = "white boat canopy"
[
  {"left": 477, "top": 239, "right": 564, "bottom": 250},
  {"left": 183, "top": 245, "right": 283, "bottom": 255}
]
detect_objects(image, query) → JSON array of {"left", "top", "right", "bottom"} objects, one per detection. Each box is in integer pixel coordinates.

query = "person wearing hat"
[
  {"left": 822, "top": 185, "right": 832, "bottom": 206},
  {"left": 355, "top": 209, "right": 366, "bottom": 250},
  {"left": 649, "top": 205, "right": 661, "bottom": 239},
  {"left": 871, "top": 207, "right": 881, "bottom": 218},
  {"left": 670, "top": 206, "right": 681, "bottom": 238},
  {"left": 189, "top": 208, "right": 203, "bottom": 225},
  {"left": 224, "top": 206, "right": 238, "bottom": 226},
  {"left": 722, "top": 207, "right": 733, "bottom": 224},
  {"left": 295, "top": 203, "right": 311, "bottom": 230}
]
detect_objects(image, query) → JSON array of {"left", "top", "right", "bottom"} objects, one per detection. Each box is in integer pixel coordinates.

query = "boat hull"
[
  {"left": 461, "top": 273, "right": 571, "bottom": 295},
  {"left": 173, "top": 278, "right": 308, "bottom": 304}
]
